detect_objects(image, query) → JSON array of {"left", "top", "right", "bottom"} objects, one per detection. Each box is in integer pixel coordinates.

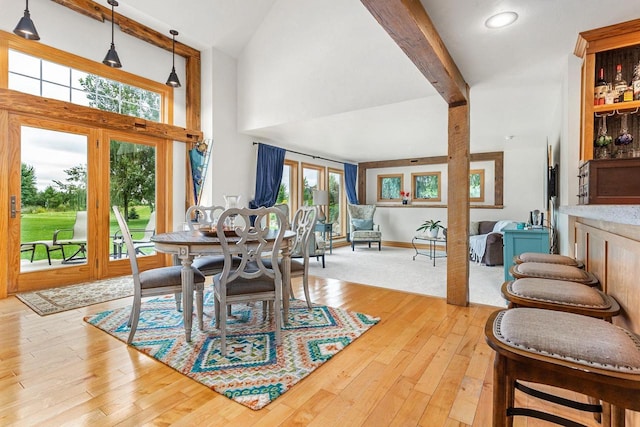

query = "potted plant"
[{"left": 417, "top": 219, "right": 443, "bottom": 238}]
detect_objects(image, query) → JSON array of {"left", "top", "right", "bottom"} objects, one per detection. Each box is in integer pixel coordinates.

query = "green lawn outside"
[{"left": 20, "top": 206, "right": 152, "bottom": 262}]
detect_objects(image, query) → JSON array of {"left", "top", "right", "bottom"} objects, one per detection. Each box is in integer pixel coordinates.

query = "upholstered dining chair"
[
  {"left": 347, "top": 204, "right": 382, "bottom": 251},
  {"left": 264, "top": 205, "right": 317, "bottom": 308},
  {"left": 185, "top": 205, "right": 242, "bottom": 277},
  {"left": 213, "top": 206, "right": 287, "bottom": 356},
  {"left": 113, "top": 206, "right": 205, "bottom": 344}
]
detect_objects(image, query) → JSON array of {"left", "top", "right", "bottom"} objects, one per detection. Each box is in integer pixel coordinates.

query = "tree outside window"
[{"left": 412, "top": 172, "right": 441, "bottom": 201}]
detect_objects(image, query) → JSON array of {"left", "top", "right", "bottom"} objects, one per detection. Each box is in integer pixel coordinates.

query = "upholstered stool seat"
[
  {"left": 510, "top": 262, "right": 599, "bottom": 286},
  {"left": 502, "top": 278, "right": 620, "bottom": 320},
  {"left": 514, "top": 252, "right": 584, "bottom": 268},
  {"left": 485, "top": 308, "right": 640, "bottom": 426}
]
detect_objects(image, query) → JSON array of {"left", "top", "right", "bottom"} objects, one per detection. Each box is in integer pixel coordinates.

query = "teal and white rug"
[{"left": 84, "top": 293, "right": 379, "bottom": 410}]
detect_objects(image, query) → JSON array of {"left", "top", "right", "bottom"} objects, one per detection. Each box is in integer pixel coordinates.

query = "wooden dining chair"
[
  {"left": 113, "top": 206, "right": 206, "bottom": 344},
  {"left": 265, "top": 205, "right": 318, "bottom": 308},
  {"left": 185, "top": 205, "right": 235, "bottom": 276},
  {"left": 213, "top": 206, "right": 287, "bottom": 356}
]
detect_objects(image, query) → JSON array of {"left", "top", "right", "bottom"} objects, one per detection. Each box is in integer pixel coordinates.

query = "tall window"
[
  {"left": 302, "top": 163, "right": 324, "bottom": 206},
  {"left": 328, "top": 168, "right": 345, "bottom": 237},
  {"left": 8, "top": 50, "right": 162, "bottom": 122}
]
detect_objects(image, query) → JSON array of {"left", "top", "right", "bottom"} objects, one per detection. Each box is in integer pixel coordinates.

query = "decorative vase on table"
[
  {"left": 223, "top": 195, "right": 241, "bottom": 227},
  {"left": 400, "top": 191, "right": 410, "bottom": 205}
]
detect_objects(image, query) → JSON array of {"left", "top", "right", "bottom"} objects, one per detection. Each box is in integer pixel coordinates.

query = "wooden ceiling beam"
[
  {"left": 0, "top": 89, "right": 202, "bottom": 143},
  {"left": 50, "top": 0, "right": 200, "bottom": 58},
  {"left": 361, "top": 0, "right": 468, "bottom": 105}
]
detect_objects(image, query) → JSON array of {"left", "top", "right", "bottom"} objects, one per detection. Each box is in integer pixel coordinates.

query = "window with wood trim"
[
  {"left": 328, "top": 167, "right": 345, "bottom": 237},
  {"left": 2, "top": 31, "right": 172, "bottom": 124},
  {"left": 470, "top": 169, "right": 485, "bottom": 202},
  {"left": 377, "top": 174, "right": 403, "bottom": 201},
  {"left": 302, "top": 163, "right": 325, "bottom": 206},
  {"left": 412, "top": 172, "right": 441, "bottom": 201}
]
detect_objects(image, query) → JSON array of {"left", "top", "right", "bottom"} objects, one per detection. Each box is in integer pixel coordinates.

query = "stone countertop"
[{"left": 559, "top": 205, "right": 640, "bottom": 226}]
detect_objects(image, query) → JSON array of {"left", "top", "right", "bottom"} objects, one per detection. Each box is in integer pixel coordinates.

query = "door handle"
[{"left": 10, "top": 195, "right": 17, "bottom": 218}]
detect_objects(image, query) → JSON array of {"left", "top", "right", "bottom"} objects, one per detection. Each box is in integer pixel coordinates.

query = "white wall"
[
  {"left": 237, "top": 0, "right": 432, "bottom": 132},
  {"left": 203, "top": 47, "right": 257, "bottom": 210},
  {"left": 557, "top": 55, "right": 584, "bottom": 256},
  {"left": 367, "top": 146, "right": 546, "bottom": 242}
]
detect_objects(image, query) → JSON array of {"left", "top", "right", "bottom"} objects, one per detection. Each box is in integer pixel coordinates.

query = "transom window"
[{"left": 8, "top": 49, "right": 161, "bottom": 122}]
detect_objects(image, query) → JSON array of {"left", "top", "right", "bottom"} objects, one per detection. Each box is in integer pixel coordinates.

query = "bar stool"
[
  {"left": 485, "top": 308, "right": 640, "bottom": 426},
  {"left": 502, "top": 278, "right": 620, "bottom": 320},
  {"left": 510, "top": 262, "right": 599, "bottom": 287},
  {"left": 514, "top": 252, "right": 584, "bottom": 268}
]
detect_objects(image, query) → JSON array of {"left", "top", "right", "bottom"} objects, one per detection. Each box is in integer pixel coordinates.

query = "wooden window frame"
[
  {"left": 2, "top": 31, "right": 173, "bottom": 125},
  {"left": 301, "top": 162, "right": 325, "bottom": 207},
  {"left": 412, "top": 171, "right": 442, "bottom": 202},
  {"left": 469, "top": 169, "right": 485, "bottom": 202},
  {"left": 377, "top": 174, "right": 403, "bottom": 202},
  {"left": 328, "top": 167, "right": 345, "bottom": 237}
]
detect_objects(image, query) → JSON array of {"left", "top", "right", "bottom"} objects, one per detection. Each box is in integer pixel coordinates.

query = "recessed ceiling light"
[
  {"left": 505, "top": 135, "right": 515, "bottom": 140},
  {"left": 485, "top": 11, "right": 518, "bottom": 29}
]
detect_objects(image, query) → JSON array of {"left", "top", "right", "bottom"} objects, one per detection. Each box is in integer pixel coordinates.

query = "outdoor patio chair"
[
  {"left": 113, "top": 206, "right": 205, "bottom": 344},
  {"left": 113, "top": 210, "right": 156, "bottom": 258},
  {"left": 52, "top": 210, "right": 88, "bottom": 263}
]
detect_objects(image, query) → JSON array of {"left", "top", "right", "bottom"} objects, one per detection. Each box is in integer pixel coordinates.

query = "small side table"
[
  {"left": 315, "top": 222, "right": 333, "bottom": 254},
  {"left": 412, "top": 235, "right": 447, "bottom": 266}
]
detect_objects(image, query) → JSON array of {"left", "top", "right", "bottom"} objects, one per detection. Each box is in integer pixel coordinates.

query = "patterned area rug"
[
  {"left": 16, "top": 276, "right": 133, "bottom": 316},
  {"left": 85, "top": 293, "right": 379, "bottom": 410}
]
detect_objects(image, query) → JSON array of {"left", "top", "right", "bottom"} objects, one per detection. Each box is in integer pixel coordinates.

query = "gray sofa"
[{"left": 469, "top": 220, "right": 505, "bottom": 266}]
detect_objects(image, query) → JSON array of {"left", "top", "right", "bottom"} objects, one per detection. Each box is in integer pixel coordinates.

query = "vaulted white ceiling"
[{"left": 101, "top": 0, "right": 640, "bottom": 162}]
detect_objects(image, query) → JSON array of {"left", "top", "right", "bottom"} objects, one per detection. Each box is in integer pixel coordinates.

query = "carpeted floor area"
[
  {"left": 84, "top": 293, "right": 379, "bottom": 410},
  {"left": 309, "top": 245, "right": 507, "bottom": 307}
]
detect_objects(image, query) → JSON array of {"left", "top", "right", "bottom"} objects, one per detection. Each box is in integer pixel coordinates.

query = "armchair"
[{"left": 347, "top": 204, "right": 382, "bottom": 251}]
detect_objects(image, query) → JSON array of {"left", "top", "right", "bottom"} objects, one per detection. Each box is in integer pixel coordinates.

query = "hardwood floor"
[{"left": 0, "top": 277, "right": 607, "bottom": 426}]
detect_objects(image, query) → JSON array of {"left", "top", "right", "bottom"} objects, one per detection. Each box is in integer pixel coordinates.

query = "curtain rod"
[{"left": 252, "top": 142, "right": 349, "bottom": 165}]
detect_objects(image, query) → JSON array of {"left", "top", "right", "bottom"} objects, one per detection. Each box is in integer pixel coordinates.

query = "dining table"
[{"left": 151, "top": 229, "right": 295, "bottom": 342}]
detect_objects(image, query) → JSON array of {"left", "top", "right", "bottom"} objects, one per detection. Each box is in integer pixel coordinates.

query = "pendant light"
[
  {"left": 103, "top": 0, "right": 122, "bottom": 68},
  {"left": 14, "top": 0, "right": 40, "bottom": 40},
  {"left": 166, "top": 30, "right": 181, "bottom": 88}
]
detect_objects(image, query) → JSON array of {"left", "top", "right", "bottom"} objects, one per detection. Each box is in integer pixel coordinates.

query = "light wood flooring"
[{"left": 0, "top": 277, "right": 608, "bottom": 426}]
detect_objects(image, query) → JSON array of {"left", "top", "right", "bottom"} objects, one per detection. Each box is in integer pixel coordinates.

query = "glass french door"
[
  {"left": 8, "top": 116, "right": 95, "bottom": 292},
  {"left": 105, "top": 131, "right": 166, "bottom": 278},
  {"left": 7, "top": 116, "right": 166, "bottom": 293}
]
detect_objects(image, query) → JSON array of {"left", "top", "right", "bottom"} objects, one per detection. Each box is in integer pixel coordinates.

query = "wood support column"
[
  {"left": 362, "top": 0, "right": 471, "bottom": 305},
  {"left": 447, "top": 103, "right": 470, "bottom": 306}
]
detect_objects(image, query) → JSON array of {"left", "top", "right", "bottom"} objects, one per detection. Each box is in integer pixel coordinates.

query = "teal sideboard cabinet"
[{"left": 503, "top": 226, "right": 550, "bottom": 281}]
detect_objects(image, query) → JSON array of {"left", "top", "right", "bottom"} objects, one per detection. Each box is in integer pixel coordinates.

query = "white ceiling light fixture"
[{"left": 485, "top": 11, "right": 518, "bottom": 29}]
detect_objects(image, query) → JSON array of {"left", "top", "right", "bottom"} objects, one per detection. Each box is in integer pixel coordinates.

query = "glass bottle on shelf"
[
  {"left": 604, "top": 84, "right": 616, "bottom": 105},
  {"left": 594, "top": 67, "right": 608, "bottom": 105},
  {"left": 612, "top": 64, "right": 627, "bottom": 103},
  {"left": 633, "top": 61, "right": 640, "bottom": 101}
]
